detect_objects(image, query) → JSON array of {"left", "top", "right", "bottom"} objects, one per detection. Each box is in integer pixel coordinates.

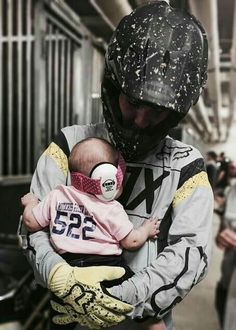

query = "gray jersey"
[{"left": 19, "top": 123, "right": 213, "bottom": 322}]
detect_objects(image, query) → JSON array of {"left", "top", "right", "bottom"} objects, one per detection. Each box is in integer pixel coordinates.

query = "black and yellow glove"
[{"left": 48, "top": 263, "right": 133, "bottom": 329}]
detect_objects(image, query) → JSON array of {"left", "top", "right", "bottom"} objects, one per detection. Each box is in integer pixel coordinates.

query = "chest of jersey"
[
  {"left": 119, "top": 159, "right": 180, "bottom": 272},
  {"left": 120, "top": 161, "right": 179, "bottom": 221}
]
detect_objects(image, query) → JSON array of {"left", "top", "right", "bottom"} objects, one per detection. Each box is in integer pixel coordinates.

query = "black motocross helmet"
[{"left": 102, "top": 1, "right": 208, "bottom": 161}]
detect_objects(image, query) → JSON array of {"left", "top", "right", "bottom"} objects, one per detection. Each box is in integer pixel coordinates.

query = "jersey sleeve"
[
  {"left": 111, "top": 157, "right": 214, "bottom": 320},
  {"left": 32, "top": 192, "right": 54, "bottom": 228},
  {"left": 18, "top": 130, "right": 70, "bottom": 287},
  {"left": 107, "top": 203, "right": 134, "bottom": 241},
  {"left": 30, "top": 132, "right": 70, "bottom": 200}
]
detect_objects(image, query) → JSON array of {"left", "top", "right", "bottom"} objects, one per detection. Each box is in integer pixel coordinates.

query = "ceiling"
[{"left": 65, "top": 0, "right": 236, "bottom": 143}]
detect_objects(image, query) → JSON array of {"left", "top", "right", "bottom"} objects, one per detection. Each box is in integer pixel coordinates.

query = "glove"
[{"left": 48, "top": 263, "right": 133, "bottom": 328}]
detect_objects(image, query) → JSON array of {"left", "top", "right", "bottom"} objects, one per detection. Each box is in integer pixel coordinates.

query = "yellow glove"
[{"left": 48, "top": 263, "right": 133, "bottom": 328}]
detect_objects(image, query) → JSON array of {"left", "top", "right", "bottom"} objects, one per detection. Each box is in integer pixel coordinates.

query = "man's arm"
[
  {"left": 111, "top": 159, "right": 214, "bottom": 319},
  {"left": 19, "top": 130, "right": 70, "bottom": 287}
]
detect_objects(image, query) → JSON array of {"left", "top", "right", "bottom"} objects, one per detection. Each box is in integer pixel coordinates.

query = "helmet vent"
[{"left": 160, "top": 50, "right": 170, "bottom": 76}]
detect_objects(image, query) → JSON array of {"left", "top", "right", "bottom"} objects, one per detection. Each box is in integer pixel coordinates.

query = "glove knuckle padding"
[{"left": 62, "top": 279, "right": 125, "bottom": 323}]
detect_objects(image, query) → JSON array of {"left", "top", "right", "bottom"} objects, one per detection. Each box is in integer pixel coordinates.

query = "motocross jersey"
[{"left": 19, "top": 123, "right": 213, "bottom": 321}]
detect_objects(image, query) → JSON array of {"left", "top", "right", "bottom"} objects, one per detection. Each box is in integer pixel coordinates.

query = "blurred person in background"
[
  {"left": 223, "top": 264, "right": 236, "bottom": 330},
  {"left": 214, "top": 153, "right": 231, "bottom": 216},
  {"left": 215, "top": 161, "right": 236, "bottom": 328},
  {"left": 216, "top": 152, "right": 230, "bottom": 193},
  {"left": 206, "top": 150, "right": 218, "bottom": 191}
]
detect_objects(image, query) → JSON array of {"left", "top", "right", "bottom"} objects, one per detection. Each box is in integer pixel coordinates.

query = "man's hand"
[
  {"left": 48, "top": 263, "right": 133, "bottom": 328},
  {"left": 216, "top": 228, "right": 236, "bottom": 250}
]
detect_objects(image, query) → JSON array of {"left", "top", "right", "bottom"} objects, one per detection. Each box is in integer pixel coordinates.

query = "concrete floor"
[{"left": 173, "top": 214, "right": 223, "bottom": 330}]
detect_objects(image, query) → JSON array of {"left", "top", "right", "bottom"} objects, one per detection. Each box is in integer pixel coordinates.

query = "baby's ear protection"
[
  {"left": 70, "top": 153, "right": 126, "bottom": 201},
  {"left": 90, "top": 163, "right": 119, "bottom": 201}
]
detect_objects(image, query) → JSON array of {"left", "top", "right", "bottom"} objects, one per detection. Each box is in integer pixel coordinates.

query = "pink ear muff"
[{"left": 71, "top": 153, "right": 126, "bottom": 201}]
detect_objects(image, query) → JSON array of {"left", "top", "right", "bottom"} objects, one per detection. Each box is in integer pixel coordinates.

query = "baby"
[{"left": 22, "top": 137, "right": 159, "bottom": 267}]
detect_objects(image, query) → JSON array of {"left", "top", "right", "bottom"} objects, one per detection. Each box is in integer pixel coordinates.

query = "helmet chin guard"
[{"left": 71, "top": 153, "right": 126, "bottom": 201}]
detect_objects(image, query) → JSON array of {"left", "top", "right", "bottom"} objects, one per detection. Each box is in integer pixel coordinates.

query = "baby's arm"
[
  {"left": 21, "top": 193, "right": 43, "bottom": 232},
  {"left": 120, "top": 218, "right": 160, "bottom": 250}
]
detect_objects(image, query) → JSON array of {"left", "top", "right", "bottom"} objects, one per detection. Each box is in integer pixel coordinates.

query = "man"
[
  {"left": 216, "top": 152, "right": 230, "bottom": 193},
  {"left": 215, "top": 161, "right": 236, "bottom": 328},
  {"left": 19, "top": 2, "right": 213, "bottom": 329}
]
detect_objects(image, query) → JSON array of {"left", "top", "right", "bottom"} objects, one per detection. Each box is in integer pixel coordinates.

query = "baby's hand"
[
  {"left": 21, "top": 192, "right": 38, "bottom": 207},
  {"left": 142, "top": 218, "right": 160, "bottom": 239}
]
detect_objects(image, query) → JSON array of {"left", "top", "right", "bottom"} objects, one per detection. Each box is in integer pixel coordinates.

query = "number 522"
[{"left": 52, "top": 210, "right": 96, "bottom": 240}]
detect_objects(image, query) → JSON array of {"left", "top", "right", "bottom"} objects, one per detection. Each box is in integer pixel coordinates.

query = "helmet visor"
[{"left": 102, "top": 81, "right": 182, "bottom": 161}]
